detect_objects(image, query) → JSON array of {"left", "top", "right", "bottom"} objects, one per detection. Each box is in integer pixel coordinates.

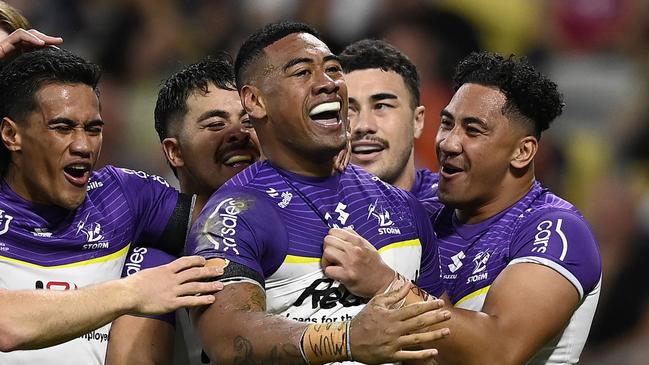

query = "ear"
[
  {"left": 241, "top": 85, "right": 267, "bottom": 120},
  {"left": 510, "top": 135, "right": 538, "bottom": 169},
  {"left": 413, "top": 105, "right": 425, "bottom": 139},
  {"left": 1, "top": 117, "right": 21, "bottom": 152},
  {"left": 161, "top": 137, "right": 184, "bottom": 169}
]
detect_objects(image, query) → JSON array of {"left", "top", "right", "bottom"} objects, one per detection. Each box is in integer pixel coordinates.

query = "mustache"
[
  {"left": 351, "top": 133, "right": 390, "bottom": 149},
  {"left": 217, "top": 139, "right": 259, "bottom": 157}
]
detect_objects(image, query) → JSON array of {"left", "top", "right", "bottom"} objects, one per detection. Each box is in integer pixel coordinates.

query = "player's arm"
[
  {"left": 106, "top": 248, "right": 179, "bottom": 365},
  {"left": 325, "top": 211, "right": 600, "bottom": 365},
  {"left": 0, "top": 256, "right": 221, "bottom": 352},
  {"left": 105, "top": 315, "right": 174, "bottom": 365},
  {"left": 194, "top": 263, "right": 450, "bottom": 365}
]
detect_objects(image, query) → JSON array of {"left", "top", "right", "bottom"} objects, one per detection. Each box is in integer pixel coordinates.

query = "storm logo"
[{"left": 0, "top": 209, "right": 13, "bottom": 236}]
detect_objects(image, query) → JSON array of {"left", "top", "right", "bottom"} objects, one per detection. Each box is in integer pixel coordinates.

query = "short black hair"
[
  {"left": 0, "top": 48, "right": 101, "bottom": 175},
  {"left": 339, "top": 39, "right": 421, "bottom": 108},
  {"left": 154, "top": 53, "right": 237, "bottom": 176},
  {"left": 453, "top": 52, "right": 564, "bottom": 138},
  {"left": 234, "top": 20, "right": 321, "bottom": 90}
]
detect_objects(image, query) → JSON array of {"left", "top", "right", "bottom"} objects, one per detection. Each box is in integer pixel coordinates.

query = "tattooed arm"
[
  {"left": 193, "top": 279, "right": 451, "bottom": 365},
  {"left": 194, "top": 282, "right": 305, "bottom": 365}
]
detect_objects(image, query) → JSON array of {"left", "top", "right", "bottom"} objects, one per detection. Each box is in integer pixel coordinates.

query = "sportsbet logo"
[{"left": 204, "top": 197, "right": 250, "bottom": 255}]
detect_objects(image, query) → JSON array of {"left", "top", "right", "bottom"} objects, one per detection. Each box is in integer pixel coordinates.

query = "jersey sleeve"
[
  {"left": 510, "top": 209, "right": 602, "bottom": 299},
  {"left": 109, "top": 166, "right": 181, "bottom": 244},
  {"left": 404, "top": 192, "right": 444, "bottom": 297},
  {"left": 185, "top": 187, "right": 287, "bottom": 287},
  {"left": 121, "top": 246, "right": 177, "bottom": 325}
]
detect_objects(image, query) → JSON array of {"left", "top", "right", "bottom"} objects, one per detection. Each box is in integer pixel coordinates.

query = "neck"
[
  {"left": 455, "top": 174, "right": 535, "bottom": 225},
  {"left": 393, "top": 152, "right": 417, "bottom": 192},
  {"left": 263, "top": 148, "right": 336, "bottom": 178}
]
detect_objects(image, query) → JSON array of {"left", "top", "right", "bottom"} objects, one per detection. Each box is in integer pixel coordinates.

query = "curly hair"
[
  {"left": 0, "top": 48, "right": 100, "bottom": 175},
  {"left": 154, "top": 53, "right": 237, "bottom": 176},
  {"left": 234, "top": 20, "right": 320, "bottom": 90},
  {"left": 453, "top": 52, "right": 564, "bottom": 138},
  {"left": 339, "top": 39, "right": 420, "bottom": 108}
]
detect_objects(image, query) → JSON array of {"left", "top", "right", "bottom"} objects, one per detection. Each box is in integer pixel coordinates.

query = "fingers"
[
  {"left": 173, "top": 294, "right": 217, "bottom": 309},
  {"left": 176, "top": 265, "right": 223, "bottom": 284},
  {"left": 397, "top": 327, "right": 451, "bottom": 349},
  {"left": 27, "top": 29, "right": 64, "bottom": 45},
  {"left": 394, "top": 298, "right": 445, "bottom": 321},
  {"left": 177, "top": 281, "right": 224, "bottom": 296},
  {"left": 391, "top": 348, "right": 438, "bottom": 362},
  {"left": 399, "top": 306, "right": 451, "bottom": 333},
  {"left": 167, "top": 255, "right": 207, "bottom": 272}
]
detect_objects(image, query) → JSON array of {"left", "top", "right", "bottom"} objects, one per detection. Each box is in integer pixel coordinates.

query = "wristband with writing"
[{"left": 299, "top": 321, "right": 352, "bottom": 364}]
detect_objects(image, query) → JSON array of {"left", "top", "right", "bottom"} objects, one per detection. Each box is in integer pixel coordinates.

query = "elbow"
[{"left": 0, "top": 329, "right": 28, "bottom": 352}]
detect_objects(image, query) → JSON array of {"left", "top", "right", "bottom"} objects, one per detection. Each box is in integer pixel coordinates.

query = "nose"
[
  {"left": 437, "top": 126, "right": 462, "bottom": 156},
  {"left": 351, "top": 106, "right": 378, "bottom": 138},
  {"left": 224, "top": 122, "right": 252, "bottom": 145},
  {"left": 69, "top": 129, "right": 92, "bottom": 157},
  {"left": 313, "top": 70, "right": 339, "bottom": 95}
]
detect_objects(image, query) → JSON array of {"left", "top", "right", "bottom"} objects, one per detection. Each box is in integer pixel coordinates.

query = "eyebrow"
[
  {"left": 48, "top": 117, "right": 104, "bottom": 126},
  {"left": 283, "top": 57, "right": 312, "bottom": 72},
  {"left": 441, "top": 109, "right": 488, "bottom": 128},
  {"left": 282, "top": 54, "right": 341, "bottom": 73},
  {"left": 370, "top": 93, "right": 398, "bottom": 102},
  {"left": 196, "top": 109, "right": 229, "bottom": 122}
]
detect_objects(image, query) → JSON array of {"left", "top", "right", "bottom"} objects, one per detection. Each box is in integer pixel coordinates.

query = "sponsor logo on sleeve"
[
  {"left": 203, "top": 198, "right": 251, "bottom": 256},
  {"left": 531, "top": 219, "right": 568, "bottom": 260},
  {"left": 121, "top": 168, "right": 170, "bottom": 187}
]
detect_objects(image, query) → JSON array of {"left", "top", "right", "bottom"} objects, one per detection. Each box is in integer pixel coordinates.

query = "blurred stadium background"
[{"left": 9, "top": 0, "right": 649, "bottom": 362}]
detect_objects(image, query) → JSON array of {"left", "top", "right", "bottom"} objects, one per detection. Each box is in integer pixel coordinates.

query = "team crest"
[{"left": 0, "top": 209, "right": 13, "bottom": 236}]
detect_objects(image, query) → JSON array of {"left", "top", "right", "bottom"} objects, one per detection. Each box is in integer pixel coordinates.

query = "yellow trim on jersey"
[
  {"left": 378, "top": 239, "right": 421, "bottom": 253},
  {"left": 455, "top": 285, "right": 491, "bottom": 307},
  {"left": 282, "top": 239, "right": 421, "bottom": 264},
  {"left": 0, "top": 243, "right": 131, "bottom": 269},
  {"left": 283, "top": 255, "right": 321, "bottom": 264}
]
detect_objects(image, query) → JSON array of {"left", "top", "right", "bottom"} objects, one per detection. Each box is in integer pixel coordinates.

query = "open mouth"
[
  {"left": 440, "top": 163, "right": 464, "bottom": 177},
  {"left": 63, "top": 163, "right": 91, "bottom": 187},
  {"left": 309, "top": 101, "right": 341, "bottom": 127},
  {"left": 223, "top": 154, "right": 255, "bottom": 168}
]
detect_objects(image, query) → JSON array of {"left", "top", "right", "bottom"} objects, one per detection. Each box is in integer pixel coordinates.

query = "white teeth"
[
  {"left": 352, "top": 145, "right": 383, "bottom": 153},
  {"left": 309, "top": 101, "right": 340, "bottom": 116},
  {"left": 224, "top": 155, "right": 252, "bottom": 165}
]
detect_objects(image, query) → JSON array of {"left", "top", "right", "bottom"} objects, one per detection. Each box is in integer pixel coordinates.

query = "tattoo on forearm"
[{"left": 233, "top": 336, "right": 305, "bottom": 365}]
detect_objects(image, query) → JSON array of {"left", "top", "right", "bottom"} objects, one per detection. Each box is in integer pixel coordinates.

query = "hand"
[
  {"left": 333, "top": 128, "right": 351, "bottom": 173},
  {"left": 0, "top": 28, "right": 63, "bottom": 60},
  {"left": 349, "top": 283, "right": 451, "bottom": 363},
  {"left": 322, "top": 227, "right": 394, "bottom": 297},
  {"left": 123, "top": 255, "right": 224, "bottom": 314}
]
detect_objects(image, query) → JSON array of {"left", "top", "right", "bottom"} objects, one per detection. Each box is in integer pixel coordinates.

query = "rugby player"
[{"left": 186, "top": 21, "right": 451, "bottom": 365}]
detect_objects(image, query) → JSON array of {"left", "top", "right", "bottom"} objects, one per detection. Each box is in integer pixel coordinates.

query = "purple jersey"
[
  {"left": 0, "top": 165, "right": 179, "bottom": 365},
  {"left": 411, "top": 168, "right": 442, "bottom": 217},
  {"left": 187, "top": 161, "right": 441, "bottom": 337},
  {"left": 435, "top": 181, "right": 601, "bottom": 364}
]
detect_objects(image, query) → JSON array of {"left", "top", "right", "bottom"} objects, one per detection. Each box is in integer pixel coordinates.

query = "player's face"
[
  {"left": 7, "top": 83, "right": 103, "bottom": 210},
  {"left": 346, "top": 69, "right": 422, "bottom": 186},
  {"left": 258, "top": 33, "right": 348, "bottom": 162},
  {"left": 177, "top": 84, "right": 260, "bottom": 194},
  {"left": 436, "top": 83, "right": 520, "bottom": 210}
]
